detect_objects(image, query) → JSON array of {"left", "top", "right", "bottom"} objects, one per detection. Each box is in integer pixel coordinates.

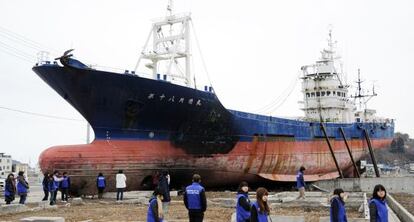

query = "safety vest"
[
  {"left": 146, "top": 197, "right": 163, "bottom": 222},
  {"left": 4, "top": 181, "right": 14, "bottom": 197},
  {"left": 17, "top": 180, "right": 28, "bottom": 194},
  {"left": 370, "top": 199, "right": 388, "bottom": 222},
  {"left": 330, "top": 197, "right": 347, "bottom": 222},
  {"left": 252, "top": 202, "right": 269, "bottom": 222},
  {"left": 97, "top": 176, "right": 106, "bottom": 188},
  {"left": 236, "top": 193, "right": 251, "bottom": 222},
  {"left": 186, "top": 182, "right": 204, "bottom": 210},
  {"left": 61, "top": 176, "right": 70, "bottom": 188},
  {"left": 48, "top": 180, "right": 57, "bottom": 191},
  {"left": 296, "top": 171, "right": 305, "bottom": 188}
]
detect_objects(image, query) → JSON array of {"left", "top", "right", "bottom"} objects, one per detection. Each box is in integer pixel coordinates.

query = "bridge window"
[{"left": 333, "top": 91, "right": 336, "bottom": 95}]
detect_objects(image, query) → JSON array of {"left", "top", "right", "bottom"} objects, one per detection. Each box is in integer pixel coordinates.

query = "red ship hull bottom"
[{"left": 38, "top": 138, "right": 392, "bottom": 194}]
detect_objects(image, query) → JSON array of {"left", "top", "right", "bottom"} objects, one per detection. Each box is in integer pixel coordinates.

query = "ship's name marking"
[{"left": 147, "top": 93, "right": 202, "bottom": 106}]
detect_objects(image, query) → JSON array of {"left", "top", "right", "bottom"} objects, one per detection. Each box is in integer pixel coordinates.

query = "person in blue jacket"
[
  {"left": 369, "top": 184, "right": 388, "bottom": 222},
  {"left": 250, "top": 187, "right": 270, "bottom": 222},
  {"left": 60, "top": 172, "right": 70, "bottom": 202},
  {"left": 147, "top": 187, "right": 164, "bottom": 222},
  {"left": 42, "top": 172, "right": 50, "bottom": 201},
  {"left": 296, "top": 166, "right": 306, "bottom": 199},
  {"left": 17, "top": 171, "right": 29, "bottom": 204},
  {"left": 48, "top": 174, "right": 58, "bottom": 205},
  {"left": 330, "top": 188, "right": 348, "bottom": 222},
  {"left": 96, "top": 172, "right": 106, "bottom": 199},
  {"left": 184, "top": 174, "right": 207, "bottom": 222},
  {"left": 4, "top": 173, "right": 16, "bottom": 204},
  {"left": 236, "top": 181, "right": 251, "bottom": 222}
]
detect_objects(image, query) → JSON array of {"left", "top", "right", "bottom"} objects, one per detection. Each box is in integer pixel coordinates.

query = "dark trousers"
[
  {"left": 50, "top": 190, "right": 57, "bottom": 205},
  {"left": 61, "top": 188, "right": 69, "bottom": 201},
  {"left": 116, "top": 188, "right": 124, "bottom": 200},
  {"left": 42, "top": 189, "right": 49, "bottom": 201},
  {"left": 98, "top": 187, "right": 104, "bottom": 199},
  {"left": 19, "top": 194, "right": 27, "bottom": 204},
  {"left": 188, "top": 211, "right": 204, "bottom": 222},
  {"left": 5, "top": 195, "right": 14, "bottom": 204}
]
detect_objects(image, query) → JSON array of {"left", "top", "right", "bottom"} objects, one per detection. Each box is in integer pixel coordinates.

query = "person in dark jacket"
[
  {"left": 183, "top": 174, "right": 207, "bottom": 222},
  {"left": 236, "top": 181, "right": 251, "bottom": 222},
  {"left": 296, "top": 166, "right": 306, "bottom": 199},
  {"left": 369, "top": 184, "right": 388, "bottom": 222},
  {"left": 17, "top": 171, "right": 29, "bottom": 204},
  {"left": 60, "top": 172, "right": 70, "bottom": 202},
  {"left": 250, "top": 187, "right": 270, "bottom": 222},
  {"left": 42, "top": 172, "right": 50, "bottom": 201},
  {"left": 158, "top": 170, "right": 171, "bottom": 216},
  {"left": 147, "top": 187, "right": 164, "bottom": 222},
  {"left": 330, "top": 188, "right": 348, "bottom": 222},
  {"left": 4, "top": 173, "right": 16, "bottom": 204},
  {"left": 51, "top": 170, "right": 63, "bottom": 204},
  {"left": 96, "top": 172, "right": 106, "bottom": 199}
]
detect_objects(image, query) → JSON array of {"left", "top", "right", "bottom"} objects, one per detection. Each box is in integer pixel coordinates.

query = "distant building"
[
  {"left": 12, "top": 160, "right": 29, "bottom": 174},
  {"left": 0, "top": 153, "right": 12, "bottom": 177}
]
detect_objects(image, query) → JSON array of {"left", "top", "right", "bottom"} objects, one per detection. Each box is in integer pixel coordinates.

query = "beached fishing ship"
[{"left": 33, "top": 3, "right": 393, "bottom": 193}]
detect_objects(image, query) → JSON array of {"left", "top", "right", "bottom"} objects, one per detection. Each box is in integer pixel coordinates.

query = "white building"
[{"left": 0, "top": 153, "right": 12, "bottom": 177}]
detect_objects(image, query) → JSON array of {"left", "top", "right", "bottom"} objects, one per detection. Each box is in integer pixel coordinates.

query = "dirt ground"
[
  {"left": 0, "top": 192, "right": 362, "bottom": 222},
  {"left": 392, "top": 193, "right": 414, "bottom": 215}
]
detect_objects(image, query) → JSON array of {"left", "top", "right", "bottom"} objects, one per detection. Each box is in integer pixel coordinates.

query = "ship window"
[
  {"left": 306, "top": 93, "right": 310, "bottom": 97},
  {"left": 333, "top": 91, "right": 336, "bottom": 95},
  {"left": 327, "top": 91, "right": 331, "bottom": 96},
  {"left": 311, "top": 92, "right": 315, "bottom": 97},
  {"left": 321, "top": 91, "right": 325, "bottom": 96},
  {"left": 316, "top": 92, "right": 320, "bottom": 97}
]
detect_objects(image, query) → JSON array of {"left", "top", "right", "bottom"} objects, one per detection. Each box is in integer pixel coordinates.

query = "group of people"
[
  {"left": 41, "top": 170, "right": 71, "bottom": 205},
  {"left": 4, "top": 171, "right": 29, "bottom": 205},
  {"left": 330, "top": 184, "right": 389, "bottom": 222}
]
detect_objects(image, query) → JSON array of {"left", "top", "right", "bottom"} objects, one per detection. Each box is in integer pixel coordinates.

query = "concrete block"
[
  {"left": 20, "top": 217, "right": 65, "bottom": 222},
  {"left": 71, "top": 197, "right": 84, "bottom": 206},
  {"left": 387, "top": 195, "right": 411, "bottom": 222},
  {"left": 270, "top": 215, "right": 305, "bottom": 222},
  {"left": 319, "top": 216, "right": 367, "bottom": 222},
  {"left": 0, "top": 204, "right": 29, "bottom": 215}
]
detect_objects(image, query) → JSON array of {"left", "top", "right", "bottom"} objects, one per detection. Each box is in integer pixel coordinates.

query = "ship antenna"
[{"left": 167, "top": 0, "right": 173, "bottom": 17}]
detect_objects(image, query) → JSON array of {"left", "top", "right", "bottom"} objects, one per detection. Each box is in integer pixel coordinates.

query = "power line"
[{"left": 0, "top": 105, "right": 84, "bottom": 122}]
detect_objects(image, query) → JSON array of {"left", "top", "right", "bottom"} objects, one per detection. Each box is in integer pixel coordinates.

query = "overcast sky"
[{"left": 0, "top": 0, "right": 413, "bottom": 166}]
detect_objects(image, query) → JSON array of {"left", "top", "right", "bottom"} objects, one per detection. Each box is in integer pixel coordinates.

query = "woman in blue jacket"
[
  {"left": 236, "top": 181, "right": 251, "bottom": 222},
  {"left": 250, "top": 187, "right": 270, "bottom": 222},
  {"left": 147, "top": 187, "right": 164, "bottom": 222},
  {"left": 330, "top": 188, "right": 348, "bottom": 222},
  {"left": 4, "top": 173, "right": 16, "bottom": 204},
  {"left": 369, "top": 184, "right": 388, "bottom": 222}
]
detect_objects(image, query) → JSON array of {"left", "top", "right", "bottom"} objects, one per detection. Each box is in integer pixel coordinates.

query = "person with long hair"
[
  {"left": 250, "top": 187, "right": 270, "bottom": 222},
  {"left": 236, "top": 181, "right": 251, "bottom": 222},
  {"left": 330, "top": 188, "right": 348, "bottom": 222},
  {"left": 369, "top": 184, "right": 388, "bottom": 222},
  {"left": 147, "top": 187, "right": 164, "bottom": 222},
  {"left": 4, "top": 173, "right": 16, "bottom": 204}
]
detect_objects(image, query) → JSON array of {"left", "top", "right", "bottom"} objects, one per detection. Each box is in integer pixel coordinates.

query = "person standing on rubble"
[
  {"left": 146, "top": 187, "right": 164, "bottom": 222},
  {"left": 4, "top": 173, "right": 16, "bottom": 204},
  {"left": 16, "top": 171, "right": 29, "bottom": 204},
  {"left": 158, "top": 170, "right": 171, "bottom": 217},
  {"left": 116, "top": 169, "right": 127, "bottom": 201},
  {"left": 184, "top": 174, "right": 207, "bottom": 222},
  {"left": 369, "top": 184, "right": 388, "bottom": 222},
  {"left": 96, "top": 172, "right": 106, "bottom": 199},
  {"left": 296, "top": 166, "right": 306, "bottom": 199},
  {"left": 250, "top": 187, "right": 270, "bottom": 222},
  {"left": 236, "top": 181, "right": 251, "bottom": 222},
  {"left": 60, "top": 172, "right": 70, "bottom": 202}
]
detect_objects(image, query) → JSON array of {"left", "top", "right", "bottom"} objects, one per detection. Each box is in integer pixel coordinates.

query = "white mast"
[{"left": 134, "top": 0, "right": 193, "bottom": 87}]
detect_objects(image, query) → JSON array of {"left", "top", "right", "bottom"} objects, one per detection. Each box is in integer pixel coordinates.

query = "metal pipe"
[
  {"left": 339, "top": 127, "right": 360, "bottom": 178},
  {"left": 320, "top": 123, "right": 344, "bottom": 178},
  {"left": 363, "top": 129, "right": 380, "bottom": 177}
]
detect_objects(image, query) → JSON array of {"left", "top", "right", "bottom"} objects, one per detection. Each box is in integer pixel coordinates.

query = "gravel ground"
[
  {"left": 391, "top": 193, "right": 414, "bottom": 215},
  {"left": 0, "top": 192, "right": 363, "bottom": 222}
]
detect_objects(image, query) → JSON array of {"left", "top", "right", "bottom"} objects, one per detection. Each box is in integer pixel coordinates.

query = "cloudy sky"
[{"left": 0, "top": 0, "right": 413, "bottom": 166}]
